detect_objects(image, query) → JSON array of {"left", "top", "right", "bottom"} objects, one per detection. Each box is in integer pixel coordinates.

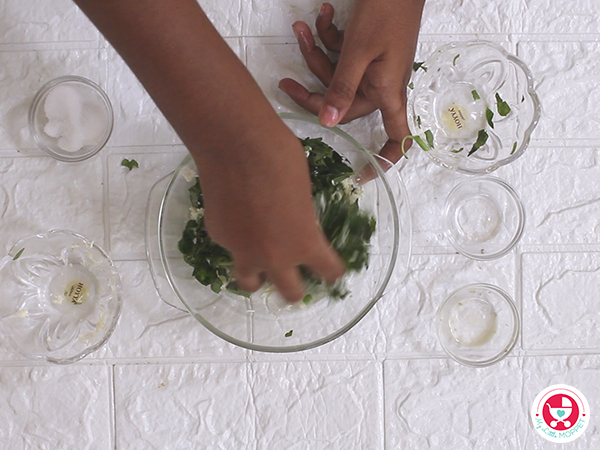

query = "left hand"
[{"left": 279, "top": 0, "right": 425, "bottom": 163}]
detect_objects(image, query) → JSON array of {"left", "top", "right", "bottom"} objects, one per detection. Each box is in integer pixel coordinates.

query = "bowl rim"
[
  {"left": 443, "top": 175, "right": 525, "bottom": 260},
  {"left": 408, "top": 39, "right": 542, "bottom": 175},
  {"left": 156, "top": 112, "right": 410, "bottom": 352},
  {"left": 436, "top": 282, "right": 520, "bottom": 367},
  {"left": 28, "top": 75, "right": 114, "bottom": 163},
  {"left": 0, "top": 229, "right": 123, "bottom": 364}
]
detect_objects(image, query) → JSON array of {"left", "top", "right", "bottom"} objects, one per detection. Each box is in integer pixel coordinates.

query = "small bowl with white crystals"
[
  {"left": 28, "top": 75, "right": 114, "bottom": 162},
  {"left": 437, "top": 283, "right": 519, "bottom": 367}
]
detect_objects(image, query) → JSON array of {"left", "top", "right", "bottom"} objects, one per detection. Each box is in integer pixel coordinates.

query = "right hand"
[
  {"left": 194, "top": 115, "right": 345, "bottom": 303},
  {"left": 279, "top": 1, "right": 425, "bottom": 163}
]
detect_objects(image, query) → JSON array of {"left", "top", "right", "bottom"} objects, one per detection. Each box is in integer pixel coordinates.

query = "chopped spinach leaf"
[
  {"left": 471, "top": 90, "right": 481, "bottom": 101},
  {"left": 413, "top": 61, "right": 427, "bottom": 72},
  {"left": 510, "top": 142, "right": 518, "bottom": 155},
  {"left": 495, "top": 93, "right": 511, "bottom": 116},
  {"left": 12, "top": 248, "right": 24, "bottom": 260},
  {"left": 451, "top": 148, "right": 464, "bottom": 154},
  {"left": 425, "top": 130, "right": 435, "bottom": 149},
  {"left": 408, "top": 82, "right": 414, "bottom": 90},
  {"left": 121, "top": 158, "right": 139, "bottom": 171},
  {"left": 468, "top": 130, "right": 489, "bottom": 156},
  {"left": 486, "top": 108, "right": 494, "bottom": 128},
  {"left": 285, "top": 330, "right": 293, "bottom": 337},
  {"left": 452, "top": 54, "right": 460, "bottom": 66}
]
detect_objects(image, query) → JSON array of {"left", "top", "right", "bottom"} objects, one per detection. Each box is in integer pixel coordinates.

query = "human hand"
[
  {"left": 74, "top": 0, "right": 345, "bottom": 303},
  {"left": 279, "top": 0, "right": 425, "bottom": 163},
  {"left": 194, "top": 116, "right": 345, "bottom": 303}
]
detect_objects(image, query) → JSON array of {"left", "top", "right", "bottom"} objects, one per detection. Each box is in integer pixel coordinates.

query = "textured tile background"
[{"left": 0, "top": 0, "right": 598, "bottom": 448}]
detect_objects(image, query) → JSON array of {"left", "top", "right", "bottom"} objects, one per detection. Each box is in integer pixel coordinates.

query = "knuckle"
[{"left": 330, "top": 78, "right": 357, "bottom": 102}]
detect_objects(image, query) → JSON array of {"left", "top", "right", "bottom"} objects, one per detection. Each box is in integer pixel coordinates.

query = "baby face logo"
[{"left": 531, "top": 384, "right": 589, "bottom": 443}]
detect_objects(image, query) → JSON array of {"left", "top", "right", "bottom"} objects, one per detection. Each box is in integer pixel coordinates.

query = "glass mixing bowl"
[
  {"left": 407, "top": 40, "right": 541, "bottom": 174},
  {"left": 0, "top": 230, "right": 122, "bottom": 364},
  {"left": 146, "top": 113, "right": 412, "bottom": 352}
]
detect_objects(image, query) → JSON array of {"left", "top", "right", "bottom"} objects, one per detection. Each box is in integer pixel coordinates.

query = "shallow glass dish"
[
  {"left": 407, "top": 40, "right": 540, "bottom": 174},
  {"left": 437, "top": 283, "right": 519, "bottom": 367},
  {"left": 444, "top": 176, "right": 525, "bottom": 260},
  {"left": 146, "top": 113, "right": 412, "bottom": 352},
  {"left": 0, "top": 230, "right": 122, "bottom": 364},
  {"left": 28, "top": 75, "right": 114, "bottom": 162}
]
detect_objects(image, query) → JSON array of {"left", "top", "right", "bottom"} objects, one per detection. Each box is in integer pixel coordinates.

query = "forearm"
[{"left": 73, "top": 0, "right": 283, "bottom": 164}]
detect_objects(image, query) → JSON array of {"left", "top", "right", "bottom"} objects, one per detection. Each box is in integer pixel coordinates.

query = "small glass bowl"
[
  {"left": 0, "top": 230, "right": 122, "bottom": 364},
  {"left": 444, "top": 176, "right": 525, "bottom": 260},
  {"left": 28, "top": 76, "right": 114, "bottom": 162},
  {"left": 407, "top": 40, "right": 541, "bottom": 174},
  {"left": 437, "top": 283, "right": 519, "bottom": 367}
]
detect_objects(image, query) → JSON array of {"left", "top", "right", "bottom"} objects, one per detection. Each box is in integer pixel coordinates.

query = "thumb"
[{"left": 319, "top": 52, "right": 369, "bottom": 127}]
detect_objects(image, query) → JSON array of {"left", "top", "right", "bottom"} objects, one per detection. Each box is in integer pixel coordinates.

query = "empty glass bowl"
[
  {"left": 28, "top": 76, "right": 114, "bottom": 162},
  {"left": 444, "top": 176, "right": 525, "bottom": 260},
  {"left": 437, "top": 283, "right": 519, "bottom": 367},
  {"left": 146, "top": 113, "right": 412, "bottom": 352},
  {"left": 0, "top": 230, "right": 122, "bottom": 364},
  {"left": 407, "top": 40, "right": 540, "bottom": 174}
]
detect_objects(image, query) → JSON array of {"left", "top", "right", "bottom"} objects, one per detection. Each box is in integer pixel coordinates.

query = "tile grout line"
[
  {"left": 108, "top": 363, "right": 117, "bottom": 450},
  {"left": 102, "top": 148, "right": 111, "bottom": 254},
  {"left": 379, "top": 359, "right": 386, "bottom": 450},
  {"left": 516, "top": 249, "right": 524, "bottom": 352}
]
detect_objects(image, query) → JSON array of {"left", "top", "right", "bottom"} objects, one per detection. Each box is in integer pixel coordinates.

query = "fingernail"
[
  {"left": 320, "top": 105, "right": 339, "bottom": 127},
  {"left": 292, "top": 25, "right": 309, "bottom": 49},
  {"left": 318, "top": 4, "right": 326, "bottom": 16}
]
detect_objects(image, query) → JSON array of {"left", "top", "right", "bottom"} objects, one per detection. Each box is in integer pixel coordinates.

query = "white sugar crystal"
[{"left": 43, "top": 84, "right": 107, "bottom": 153}]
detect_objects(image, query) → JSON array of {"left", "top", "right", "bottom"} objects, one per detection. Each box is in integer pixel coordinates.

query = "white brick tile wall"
[
  {"left": 114, "top": 363, "right": 254, "bottom": 449},
  {"left": 517, "top": 41, "right": 600, "bottom": 141},
  {"left": 0, "top": 156, "right": 104, "bottom": 252},
  {"left": 0, "top": 0, "right": 97, "bottom": 45},
  {"left": 384, "top": 357, "right": 526, "bottom": 449},
  {"left": 0, "top": 364, "right": 111, "bottom": 449},
  {"left": 107, "top": 148, "right": 188, "bottom": 259},
  {"left": 522, "top": 252, "right": 600, "bottom": 350},
  {"left": 250, "top": 360, "right": 381, "bottom": 448},
  {"left": 521, "top": 146, "right": 600, "bottom": 245}
]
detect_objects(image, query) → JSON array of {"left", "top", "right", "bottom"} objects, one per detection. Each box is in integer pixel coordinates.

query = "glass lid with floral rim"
[{"left": 407, "top": 40, "right": 541, "bottom": 174}]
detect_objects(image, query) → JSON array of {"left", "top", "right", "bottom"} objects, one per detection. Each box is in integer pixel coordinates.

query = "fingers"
[
  {"left": 315, "top": 3, "right": 344, "bottom": 52},
  {"left": 279, "top": 78, "right": 376, "bottom": 122},
  {"left": 377, "top": 103, "right": 412, "bottom": 164},
  {"left": 319, "top": 45, "right": 371, "bottom": 128},
  {"left": 292, "top": 21, "right": 335, "bottom": 87},
  {"left": 278, "top": 78, "right": 325, "bottom": 115},
  {"left": 303, "top": 237, "right": 346, "bottom": 284},
  {"left": 269, "top": 267, "right": 306, "bottom": 303},
  {"left": 234, "top": 264, "right": 266, "bottom": 293}
]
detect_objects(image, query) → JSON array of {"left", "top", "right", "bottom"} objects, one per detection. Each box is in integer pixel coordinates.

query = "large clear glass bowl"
[
  {"left": 146, "top": 113, "right": 412, "bottom": 352},
  {"left": 407, "top": 40, "right": 541, "bottom": 174}
]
